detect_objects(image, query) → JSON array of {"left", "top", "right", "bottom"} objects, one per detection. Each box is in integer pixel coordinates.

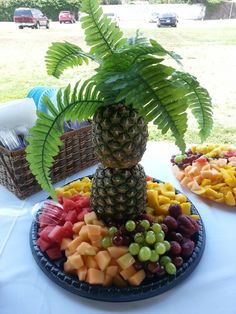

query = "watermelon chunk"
[
  {"left": 46, "top": 246, "right": 62, "bottom": 260},
  {"left": 36, "top": 237, "right": 51, "bottom": 252},
  {"left": 38, "top": 225, "right": 55, "bottom": 242},
  {"left": 63, "top": 198, "right": 77, "bottom": 212},
  {"left": 77, "top": 208, "right": 91, "bottom": 221},
  {"left": 65, "top": 210, "right": 78, "bottom": 224},
  {"left": 76, "top": 196, "right": 90, "bottom": 209},
  {"left": 63, "top": 221, "right": 73, "bottom": 238},
  {"left": 48, "top": 225, "right": 64, "bottom": 243}
]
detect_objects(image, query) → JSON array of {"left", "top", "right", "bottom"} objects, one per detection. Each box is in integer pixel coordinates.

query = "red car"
[
  {"left": 59, "top": 11, "right": 76, "bottom": 24},
  {"left": 13, "top": 8, "right": 49, "bottom": 29}
]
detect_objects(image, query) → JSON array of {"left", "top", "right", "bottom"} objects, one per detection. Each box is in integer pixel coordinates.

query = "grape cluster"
[{"left": 170, "top": 151, "right": 203, "bottom": 170}]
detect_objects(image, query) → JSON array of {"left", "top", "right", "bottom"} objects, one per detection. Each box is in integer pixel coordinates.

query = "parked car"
[
  {"left": 149, "top": 12, "right": 159, "bottom": 23},
  {"left": 13, "top": 8, "right": 49, "bottom": 29},
  {"left": 58, "top": 11, "right": 76, "bottom": 24},
  {"left": 157, "top": 12, "right": 178, "bottom": 28},
  {"left": 104, "top": 13, "right": 119, "bottom": 24}
]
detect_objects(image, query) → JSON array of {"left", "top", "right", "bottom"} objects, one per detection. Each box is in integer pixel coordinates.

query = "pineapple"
[
  {"left": 91, "top": 164, "right": 146, "bottom": 222},
  {"left": 27, "top": 0, "right": 213, "bottom": 225},
  {"left": 92, "top": 104, "right": 148, "bottom": 168}
]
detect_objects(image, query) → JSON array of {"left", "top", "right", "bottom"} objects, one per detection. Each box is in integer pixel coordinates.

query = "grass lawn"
[{"left": 0, "top": 22, "right": 235, "bottom": 147}]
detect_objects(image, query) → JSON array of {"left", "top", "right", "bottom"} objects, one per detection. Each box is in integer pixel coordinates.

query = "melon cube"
[
  {"left": 77, "top": 266, "right": 87, "bottom": 281},
  {"left": 68, "top": 253, "right": 84, "bottom": 269},
  {"left": 84, "top": 212, "right": 97, "bottom": 224},
  {"left": 113, "top": 275, "right": 127, "bottom": 287},
  {"left": 86, "top": 256, "right": 99, "bottom": 269},
  {"left": 107, "top": 246, "right": 129, "bottom": 259},
  {"left": 95, "top": 251, "right": 111, "bottom": 271},
  {"left": 103, "top": 274, "right": 113, "bottom": 287},
  {"left": 92, "top": 219, "right": 105, "bottom": 227},
  {"left": 128, "top": 270, "right": 146, "bottom": 286},
  {"left": 101, "top": 227, "right": 108, "bottom": 236},
  {"left": 117, "top": 253, "right": 135, "bottom": 270},
  {"left": 60, "top": 238, "right": 72, "bottom": 250},
  {"left": 73, "top": 221, "right": 85, "bottom": 233},
  {"left": 106, "top": 265, "right": 119, "bottom": 277},
  {"left": 91, "top": 238, "right": 102, "bottom": 249},
  {"left": 87, "top": 224, "right": 102, "bottom": 242},
  {"left": 120, "top": 265, "right": 136, "bottom": 280},
  {"left": 64, "top": 260, "right": 75, "bottom": 273},
  {"left": 67, "top": 236, "right": 83, "bottom": 255},
  {"left": 79, "top": 225, "right": 89, "bottom": 241},
  {"left": 76, "top": 242, "right": 97, "bottom": 255},
  {"left": 86, "top": 268, "right": 104, "bottom": 285}
]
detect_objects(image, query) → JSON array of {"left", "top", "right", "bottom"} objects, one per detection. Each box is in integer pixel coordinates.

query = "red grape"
[
  {"left": 112, "top": 235, "right": 124, "bottom": 246},
  {"left": 163, "top": 216, "right": 178, "bottom": 231},
  {"left": 169, "top": 204, "right": 182, "bottom": 219},
  {"left": 170, "top": 241, "right": 182, "bottom": 256},
  {"left": 172, "top": 256, "right": 183, "bottom": 268},
  {"left": 181, "top": 240, "right": 195, "bottom": 257}
]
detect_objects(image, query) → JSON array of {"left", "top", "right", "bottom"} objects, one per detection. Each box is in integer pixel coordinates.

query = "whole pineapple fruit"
[
  {"left": 91, "top": 164, "right": 146, "bottom": 222},
  {"left": 91, "top": 103, "right": 148, "bottom": 222}
]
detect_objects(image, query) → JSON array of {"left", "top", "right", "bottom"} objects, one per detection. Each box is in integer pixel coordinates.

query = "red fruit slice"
[
  {"left": 36, "top": 237, "right": 52, "bottom": 252},
  {"left": 46, "top": 246, "right": 62, "bottom": 260},
  {"left": 65, "top": 210, "right": 78, "bottom": 224},
  {"left": 63, "top": 198, "right": 77, "bottom": 212},
  {"left": 195, "top": 156, "right": 208, "bottom": 164},
  {"left": 77, "top": 208, "right": 91, "bottom": 221},
  {"left": 63, "top": 221, "right": 73, "bottom": 238},
  {"left": 76, "top": 196, "right": 90, "bottom": 209},
  {"left": 48, "top": 225, "right": 64, "bottom": 243},
  {"left": 38, "top": 225, "right": 55, "bottom": 242},
  {"left": 146, "top": 176, "right": 153, "bottom": 181}
]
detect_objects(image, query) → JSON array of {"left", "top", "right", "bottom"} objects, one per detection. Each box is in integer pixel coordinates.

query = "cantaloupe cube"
[
  {"left": 87, "top": 224, "right": 102, "bottom": 242},
  {"left": 92, "top": 219, "right": 105, "bottom": 227},
  {"left": 77, "top": 266, "right": 87, "bottom": 281},
  {"left": 84, "top": 212, "right": 97, "bottom": 224},
  {"left": 95, "top": 251, "right": 111, "bottom": 271},
  {"left": 91, "top": 238, "right": 102, "bottom": 248},
  {"left": 106, "top": 265, "right": 119, "bottom": 277},
  {"left": 103, "top": 274, "right": 113, "bottom": 287},
  {"left": 66, "top": 236, "right": 83, "bottom": 255},
  {"left": 117, "top": 253, "right": 135, "bottom": 270},
  {"left": 101, "top": 227, "right": 108, "bottom": 236},
  {"left": 60, "top": 238, "right": 72, "bottom": 250},
  {"left": 79, "top": 225, "right": 89, "bottom": 241},
  {"left": 113, "top": 275, "right": 127, "bottom": 287},
  {"left": 108, "top": 246, "right": 129, "bottom": 259},
  {"left": 76, "top": 242, "right": 97, "bottom": 255},
  {"left": 120, "top": 265, "right": 136, "bottom": 280},
  {"left": 86, "top": 256, "right": 99, "bottom": 269},
  {"left": 86, "top": 268, "right": 104, "bottom": 285},
  {"left": 68, "top": 253, "right": 84, "bottom": 269},
  {"left": 109, "top": 258, "right": 119, "bottom": 266},
  {"left": 128, "top": 270, "right": 146, "bottom": 286},
  {"left": 64, "top": 260, "right": 75, "bottom": 273},
  {"left": 73, "top": 221, "right": 85, "bottom": 233}
]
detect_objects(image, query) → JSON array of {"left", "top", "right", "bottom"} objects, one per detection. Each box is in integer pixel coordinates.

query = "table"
[{"left": 1, "top": 142, "right": 236, "bottom": 314}]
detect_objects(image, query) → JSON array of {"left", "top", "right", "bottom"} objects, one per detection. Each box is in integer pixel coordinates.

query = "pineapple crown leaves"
[
  {"left": 26, "top": 81, "right": 104, "bottom": 198},
  {"left": 27, "top": 0, "right": 213, "bottom": 198}
]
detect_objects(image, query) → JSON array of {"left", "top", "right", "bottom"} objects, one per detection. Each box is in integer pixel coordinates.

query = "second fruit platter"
[{"left": 30, "top": 176, "right": 205, "bottom": 302}]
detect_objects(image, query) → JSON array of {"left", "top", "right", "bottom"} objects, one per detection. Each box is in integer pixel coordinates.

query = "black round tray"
[{"left": 30, "top": 177, "right": 206, "bottom": 302}]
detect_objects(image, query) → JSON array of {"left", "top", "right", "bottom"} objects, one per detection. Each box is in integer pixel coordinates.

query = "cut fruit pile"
[
  {"left": 36, "top": 177, "right": 200, "bottom": 287},
  {"left": 171, "top": 144, "right": 236, "bottom": 206}
]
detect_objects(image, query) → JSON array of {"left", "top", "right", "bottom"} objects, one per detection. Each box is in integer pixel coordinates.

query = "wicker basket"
[{"left": 0, "top": 123, "right": 97, "bottom": 199}]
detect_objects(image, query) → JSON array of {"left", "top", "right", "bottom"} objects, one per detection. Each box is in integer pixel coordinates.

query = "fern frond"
[
  {"left": 172, "top": 72, "right": 213, "bottom": 141},
  {"left": 113, "top": 59, "right": 189, "bottom": 151},
  {"left": 45, "top": 42, "right": 99, "bottom": 78},
  {"left": 80, "top": 0, "right": 126, "bottom": 58},
  {"left": 150, "top": 39, "right": 182, "bottom": 65},
  {"left": 26, "top": 80, "right": 104, "bottom": 198}
]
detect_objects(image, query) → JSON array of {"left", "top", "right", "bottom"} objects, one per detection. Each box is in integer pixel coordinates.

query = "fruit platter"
[
  {"left": 30, "top": 176, "right": 205, "bottom": 302},
  {"left": 171, "top": 144, "right": 236, "bottom": 207}
]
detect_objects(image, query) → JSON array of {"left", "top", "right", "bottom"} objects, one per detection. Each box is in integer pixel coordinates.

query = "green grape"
[
  {"left": 108, "top": 226, "right": 118, "bottom": 236},
  {"left": 150, "top": 250, "right": 159, "bottom": 262},
  {"left": 160, "top": 255, "right": 171, "bottom": 266},
  {"left": 140, "top": 219, "right": 150, "bottom": 230},
  {"left": 174, "top": 154, "right": 184, "bottom": 163},
  {"left": 134, "top": 232, "right": 144, "bottom": 244},
  {"left": 129, "top": 243, "right": 140, "bottom": 256},
  {"left": 165, "top": 262, "right": 177, "bottom": 275},
  {"left": 146, "top": 231, "right": 156, "bottom": 244},
  {"left": 138, "top": 246, "right": 152, "bottom": 262},
  {"left": 152, "top": 223, "right": 161, "bottom": 233},
  {"left": 163, "top": 240, "right": 171, "bottom": 251},
  {"left": 101, "top": 236, "right": 112, "bottom": 249},
  {"left": 125, "top": 220, "right": 136, "bottom": 232},
  {"left": 155, "top": 231, "right": 165, "bottom": 242},
  {"left": 155, "top": 242, "right": 166, "bottom": 255}
]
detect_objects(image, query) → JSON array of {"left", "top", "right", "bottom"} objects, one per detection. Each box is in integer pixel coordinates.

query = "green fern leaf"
[
  {"left": 45, "top": 41, "right": 98, "bottom": 78},
  {"left": 80, "top": 0, "right": 126, "bottom": 58},
  {"left": 172, "top": 72, "right": 213, "bottom": 141},
  {"left": 26, "top": 81, "right": 104, "bottom": 198},
  {"left": 113, "top": 59, "right": 189, "bottom": 152}
]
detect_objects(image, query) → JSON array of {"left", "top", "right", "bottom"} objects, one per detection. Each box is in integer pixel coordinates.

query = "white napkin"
[{"left": 0, "top": 98, "right": 37, "bottom": 129}]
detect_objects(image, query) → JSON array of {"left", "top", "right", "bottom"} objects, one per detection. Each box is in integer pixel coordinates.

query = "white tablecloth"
[{"left": 1, "top": 142, "right": 236, "bottom": 314}]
